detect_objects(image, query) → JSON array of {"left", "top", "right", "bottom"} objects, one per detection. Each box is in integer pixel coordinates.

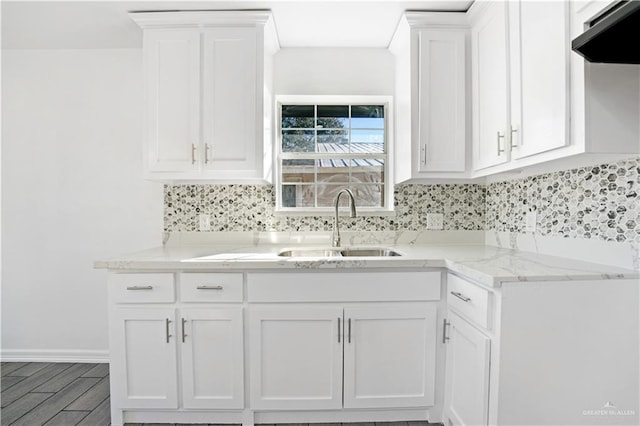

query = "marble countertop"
[{"left": 94, "top": 232, "right": 638, "bottom": 288}]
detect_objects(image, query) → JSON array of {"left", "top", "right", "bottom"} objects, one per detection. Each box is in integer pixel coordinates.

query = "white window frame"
[{"left": 274, "top": 95, "right": 394, "bottom": 215}]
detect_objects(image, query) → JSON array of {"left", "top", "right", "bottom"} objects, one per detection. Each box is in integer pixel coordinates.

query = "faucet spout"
[{"left": 332, "top": 188, "right": 357, "bottom": 247}]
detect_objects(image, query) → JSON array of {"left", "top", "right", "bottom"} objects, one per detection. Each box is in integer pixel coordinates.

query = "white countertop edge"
[{"left": 94, "top": 242, "right": 639, "bottom": 288}]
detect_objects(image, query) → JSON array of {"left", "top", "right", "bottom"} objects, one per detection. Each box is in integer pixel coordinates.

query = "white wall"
[
  {"left": 274, "top": 47, "right": 395, "bottom": 95},
  {"left": 1, "top": 49, "right": 163, "bottom": 361}
]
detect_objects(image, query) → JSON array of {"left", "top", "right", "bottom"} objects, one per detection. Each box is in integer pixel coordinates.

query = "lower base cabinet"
[
  {"left": 249, "top": 303, "right": 437, "bottom": 410},
  {"left": 442, "top": 273, "right": 639, "bottom": 426},
  {"left": 443, "top": 312, "right": 490, "bottom": 426},
  {"left": 111, "top": 308, "right": 179, "bottom": 409},
  {"left": 110, "top": 306, "right": 244, "bottom": 411}
]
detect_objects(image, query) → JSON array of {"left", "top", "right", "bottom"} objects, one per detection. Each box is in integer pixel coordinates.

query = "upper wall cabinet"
[
  {"left": 469, "top": 0, "right": 570, "bottom": 173},
  {"left": 390, "top": 12, "right": 470, "bottom": 182},
  {"left": 469, "top": 1, "right": 509, "bottom": 170},
  {"left": 130, "top": 11, "right": 280, "bottom": 183},
  {"left": 469, "top": 0, "right": 639, "bottom": 176}
]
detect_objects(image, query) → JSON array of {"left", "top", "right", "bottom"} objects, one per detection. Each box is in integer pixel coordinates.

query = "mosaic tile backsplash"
[
  {"left": 486, "top": 157, "right": 639, "bottom": 243},
  {"left": 164, "top": 157, "right": 640, "bottom": 243},
  {"left": 164, "top": 184, "right": 486, "bottom": 233}
]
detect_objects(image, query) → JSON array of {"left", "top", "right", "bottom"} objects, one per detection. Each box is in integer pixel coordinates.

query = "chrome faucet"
[{"left": 332, "top": 188, "right": 357, "bottom": 247}]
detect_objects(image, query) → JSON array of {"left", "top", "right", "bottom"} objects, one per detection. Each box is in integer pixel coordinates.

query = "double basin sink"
[{"left": 278, "top": 247, "right": 402, "bottom": 258}]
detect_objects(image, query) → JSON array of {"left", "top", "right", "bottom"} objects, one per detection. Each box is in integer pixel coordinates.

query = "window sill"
[{"left": 273, "top": 208, "right": 396, "bottom": 217}]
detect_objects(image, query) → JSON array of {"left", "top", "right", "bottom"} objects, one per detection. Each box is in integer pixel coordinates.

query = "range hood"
[{"left": 572, "top": 0, "right": 640, "bottom": 64}]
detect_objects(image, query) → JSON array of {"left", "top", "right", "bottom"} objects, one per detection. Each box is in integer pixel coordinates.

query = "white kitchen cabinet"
[
  {"left": 108, "top": 272, "right": 245, "bottom": 426},
  {"left": 250, "top": 303, "right": 437, "bottom": 411},
  {"left": 110, "top": 308, "right": 179, "bottom": 409},
  {"left": 443, "top": 273, "right": 639, "bottom": 426},
  {"left": 131, "top": 11, "right": 279, "bottom": 182},
  {"left": 111, "top": 307, "right": 244, "bottom": 411},
  {"left": 343, "top": 304, "right": 436, "bottom": 409},
  {"left": 181, "top": 308, "right": 244, "bottom": 409},
  {"left": 443, "top": 312, "right": 490, "bottom": 426},
  {"left": 469, "top": 0, "right": 569, "bottom": 169},
  {"left": 508, "top": 1, "right": 570, "bottom": 160},
  {"left": 390, "top": 12, "right": 470, "bottom": 181},
  {"left": 249, "top": 306, "right": 344, "bottom": 410},
  {"left": 469, "top": 1, "right": 509, "bottom": 170},
  {"left": 469, "top": 0, "right": 639, "bottom": 177}
]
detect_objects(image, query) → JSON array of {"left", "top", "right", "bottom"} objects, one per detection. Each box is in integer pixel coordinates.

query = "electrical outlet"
[
  {"left": 525, "top": 211, "right": 537, "bottom": 233},
  {"left": 199, "top": 214, "right": 211, "bottom": 231},
  {"left": 426, "top": 213, "right": 444, "bottom": 230}
]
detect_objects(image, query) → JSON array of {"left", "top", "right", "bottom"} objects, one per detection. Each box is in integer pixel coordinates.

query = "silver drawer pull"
[
  {"left": 165, "top": 318, "right": 172, "bottom": 343},
  {"left": 196, "top": 285, "right": 223, "bottom": 290},
  {"left": 451, "top": 291, "right": 471, "bottom": 302},
  {"left": 126, "top": 285, "right": 153, "bottom": 291}
]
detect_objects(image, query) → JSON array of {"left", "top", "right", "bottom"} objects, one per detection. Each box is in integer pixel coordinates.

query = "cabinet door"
[
  {"left": 110, "top": 308, "right": 178, "bottom": 409},
  {"left": 416, "top": 29, "right": 466, "bottom": 173},
  {"left": 180, "top": 308, "right": 244, "bottom": 409},
  {"left": 444, "top": 313, "right": 491, "bottom": 426},
  {"left": 249, "top": 306, "right": 343, "bottom": 410},
  {"left": 202, "top": 27, "right": 259, "bottom": 177},
  {"left": 471, "top": 1, "right": 509, "bottom": 170},
  {"left": 509, "top": 1, "right": 569, "bottom": 159},
  {"left": 343, "top": 304, "right": 437, "bottom": 408},
  {"left": 144, "top": 29, "right": 200, "bottom": 172}
]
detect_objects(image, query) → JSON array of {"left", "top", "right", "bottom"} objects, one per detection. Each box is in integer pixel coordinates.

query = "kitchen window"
[{"left": 275, "top": 96, "right": 393, "bottom": 214}]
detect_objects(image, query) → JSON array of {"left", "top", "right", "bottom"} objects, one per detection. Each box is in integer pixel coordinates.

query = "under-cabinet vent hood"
[{"left": 572, "top": 0, "right": 640, "bottom": 64}]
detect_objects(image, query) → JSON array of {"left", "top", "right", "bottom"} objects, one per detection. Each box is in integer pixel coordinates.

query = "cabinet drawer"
[
  {"left": 447, "top": 274, "right": 492, "bottom": 329},
  {"left": 248, "top": 271, "right": 441, "bottom": 302},
  {"left": 110, "top": 273, "right": 175, "bottom": 303},
  {"left": 181, "top": 273, "right": 243, "bottom": 303}
]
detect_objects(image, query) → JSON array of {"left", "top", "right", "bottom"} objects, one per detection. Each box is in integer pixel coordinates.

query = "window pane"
[
  {"left": 317, "top": 105, "right": 349, "bottom": 128},
  {"left": 351, "top": 129, "right": 384, "bottom": 143},
  {"left": 282, "top": 105, "right": 314, "bottom": 128},
  {"left": 351, "top": 105, "right": 384, "bottom": 129},
  {"left": 317, "top": 130, "right": 349, "bottom": 152},
  {"left": 282, "top": 130, "right": 315, "bottom": 152},
  {"left": 317, "top": 158, "right": 350, "bottom": 184},
  {"left": 282, "top": 159, "right": 315, "bottom": 183},
  {"left": 350, "top": 159, "right": 384, "bottom": 183},
  {"left": 317, "top": 184, "right": 354, "bottom": 208},
  {"left": 282, "top": 184, "right": 315, "bottom": 208},
  {"left": 351, "top": 184, "right": 384, "bottom": 207}
]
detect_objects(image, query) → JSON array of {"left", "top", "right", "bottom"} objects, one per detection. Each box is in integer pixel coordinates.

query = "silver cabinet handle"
[
  {"left": 451, "top": 291, "right": 471, "bottom": 302},
  {"left": 337, "top": 317, "right": 341, "bottom": 343},
  {"left": 181, "top": 318, "right": 187, "bottom": 343},
  {"left": 165, "top": 318, "right": 172, "bottom": 343},
  {"left": 497, "top": 131, "right": 505, "bottom": 155},
  {"left": 510, "top": 125, "right": 519, "bottom": 149},
  {"left": 442, "top": 319, "right": 450, "bottom": 344},
  {"left": 421, "top": 144, "right": 427, "bottom": 165},
  {"left": 196, "top": 285, "right": 223, "bottom": 290},
  {"left": 191, "top": 144, "right": 197, "bottom": 165},
  {"left": 205, "top": 144, "right": 211, "bottom": 164},
  {"left": 126, "top": 285, "right": 153, "bottom": 291},
  {"left": 348, "top": 318, "right": 352, "bottom": 343}
]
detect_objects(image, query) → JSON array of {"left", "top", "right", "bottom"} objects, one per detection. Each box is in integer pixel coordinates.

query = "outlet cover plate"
[
  {"left": 426, "top": 213, "right": 444, "bottom": 230},
  {"left": 199, "top": 214, "right": 211, "bottom": 231},
  {"left": 525, "top": 211, "right": 537, "bottom": 233}
]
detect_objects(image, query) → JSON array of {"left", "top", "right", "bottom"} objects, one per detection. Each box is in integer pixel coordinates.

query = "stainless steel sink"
[
  {"left": 278, "top": 247, "right": 402, "bottom": 257},
  {"left": 278, "top": 249, "right": 342, "bottom": 257},
  {"left": 340, "top": 248, "right": 402, "bottom": 257}
]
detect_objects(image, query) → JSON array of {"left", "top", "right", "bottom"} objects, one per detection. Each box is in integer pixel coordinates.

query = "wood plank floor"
[{"left": 1, "top": 362, "right": 438, "bottom": 426}]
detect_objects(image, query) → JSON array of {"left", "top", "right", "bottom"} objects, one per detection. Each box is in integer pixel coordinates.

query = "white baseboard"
[{"left": 0, "top": 349, "right": 109, "bottom": 363}]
